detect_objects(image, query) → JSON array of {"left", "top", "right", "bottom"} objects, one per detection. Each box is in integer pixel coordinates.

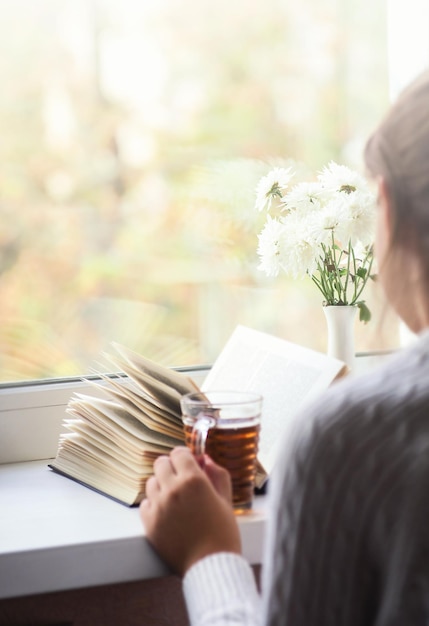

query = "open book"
[
  {"left": 49, "top": 325, "right": 347, "bottom": 506},
  {"left": 203, "top": 325, "right": 347, "bottom": 477}
]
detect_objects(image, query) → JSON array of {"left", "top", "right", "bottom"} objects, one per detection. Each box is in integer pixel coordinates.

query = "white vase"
[{"left": 323, "top": 305, "right": 357, "bottom": 370}]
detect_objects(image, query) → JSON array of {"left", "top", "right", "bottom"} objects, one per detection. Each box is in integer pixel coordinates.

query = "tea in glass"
[{"left": 181, "top": 390, "right": 262, "bottom": 511}]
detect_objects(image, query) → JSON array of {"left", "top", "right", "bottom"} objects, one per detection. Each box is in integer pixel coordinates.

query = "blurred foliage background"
[{"left": 0, "top": 0, "right": 394, "bottom": 382}]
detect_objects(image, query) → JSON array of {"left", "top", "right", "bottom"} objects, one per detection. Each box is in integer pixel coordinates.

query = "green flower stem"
[
  {"left": 354, "top": 250, "right": 373, "bottom": 302},
  {"left": 334, "top": 249, "right": 345, "bottom": 301},
  {"left": 343, "top": 241, "right": 352, "bottom": 297},
  {"left": 332, "top": 234, "right": 345, "bottom": 302},
  {"left": 311, "top": 266, "right": 333, "bottom": 302},
  {"left": 352, "top": 253, "right": 360, "bottom": 301}
]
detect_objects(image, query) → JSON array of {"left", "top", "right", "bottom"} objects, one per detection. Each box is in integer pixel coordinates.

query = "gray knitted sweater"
[{"left": 183, "top": 330, "right": 429, "bottom": 625}]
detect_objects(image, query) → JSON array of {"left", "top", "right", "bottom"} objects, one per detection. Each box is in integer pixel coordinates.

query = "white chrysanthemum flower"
[
  {"left": 334, "top": 190, "right": 376, "bottom": 247},
  {"left": 278, "top": 213, "right": 321, "bottom": 278},
  {"left": 280, "top": 181, "right": 323, "bottom": 216},
  {"left": 314, "top": 161, "right": 376, "bottom": 247},
  {"left": 254, "top": 167, "right": 294, "bottom": 212},
  {"left": 317, "top": 161, "right": 369, "bottom": 195},
  {"left": 317, "top": 199, "right": 345, "bottom": 232},
  {"left": 257, "top": 216, "right": 285, "bottom": 276}
]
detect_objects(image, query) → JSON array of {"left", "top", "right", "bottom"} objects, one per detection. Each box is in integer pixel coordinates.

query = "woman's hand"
[{"left": 140, "top": 446, "right": 241, "bottom": 576}]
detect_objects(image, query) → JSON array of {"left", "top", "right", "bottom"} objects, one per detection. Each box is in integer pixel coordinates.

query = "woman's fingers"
[
  {"left": 144, "top": 474, "right": 159, "bottom": 500},
  {"left": 148, "top": 447, "right": 232, "bottom": 504},
  {"left": 204, "top": 456, "right": 233, "bottom": 502},
  {"left": 152, "top": 454, "right": 175, "bottom": 487},
  {"left": 166, "top": 447, "right": 233, "bottom": 503},
  {"left": 169, "top": 446, "right": 203, "bottom": 474}
]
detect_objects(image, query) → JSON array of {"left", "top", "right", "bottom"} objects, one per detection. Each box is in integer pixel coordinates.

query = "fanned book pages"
[
  {"left": 49, "top": 327, "right": 347, "bottom": 506},
  {"left": 49, "top": 343, "right": 199, "bottom": 506}
]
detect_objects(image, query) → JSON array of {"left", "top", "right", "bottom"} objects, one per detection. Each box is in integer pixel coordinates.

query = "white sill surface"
[{"left": 0, "top": 460, "right": 267, "bottom": 600}]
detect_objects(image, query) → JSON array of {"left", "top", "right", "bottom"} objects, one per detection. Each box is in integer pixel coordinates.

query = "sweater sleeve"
[{"left": 183, "top": 552, "right": 261, "bottom": 626}]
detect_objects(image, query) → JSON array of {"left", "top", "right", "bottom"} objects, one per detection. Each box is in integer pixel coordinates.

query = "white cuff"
[{"left": 183, "top": 552, "right": 260, "bottom": 625}]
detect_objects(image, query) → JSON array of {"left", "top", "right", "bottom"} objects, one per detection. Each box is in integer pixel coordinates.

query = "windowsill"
[{"left": 0, "top": 459, "right": 267, "bottom": 600}]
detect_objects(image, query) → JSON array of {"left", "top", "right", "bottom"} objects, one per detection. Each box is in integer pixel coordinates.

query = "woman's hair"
[{"left": 364, "top": 70, "right": 429, "bottom": 251}]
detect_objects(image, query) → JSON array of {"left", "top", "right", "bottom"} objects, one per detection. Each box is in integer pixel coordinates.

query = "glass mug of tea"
[{"left": 180, "top": 390, "right": 262, "bottom": 512}]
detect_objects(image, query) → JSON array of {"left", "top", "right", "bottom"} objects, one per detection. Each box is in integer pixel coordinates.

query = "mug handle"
[{"left": 191, "top": 414, "right": 215, "bottom": 467}]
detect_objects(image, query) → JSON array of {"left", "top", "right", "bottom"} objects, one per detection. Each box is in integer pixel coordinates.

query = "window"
[{"left": 0, "top": 0, "right": 393, "bottom": 384}]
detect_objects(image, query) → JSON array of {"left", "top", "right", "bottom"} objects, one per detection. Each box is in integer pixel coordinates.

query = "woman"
[{"left": 140, "top": 69, "right": 429, "bottom": 625}]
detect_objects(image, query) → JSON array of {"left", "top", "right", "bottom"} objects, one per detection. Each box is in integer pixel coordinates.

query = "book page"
[
  {"left": 69, "top": 394, "right": 183, "bottom": 447},
  {"left": 108, "top": 342, "right": 198, "bottom": 396},
  {"left": 84, "top": 376, "right": 185, "bottom": 437},
  {"left": 202, "top": 325, "right": 346, "bottom": 474}
]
